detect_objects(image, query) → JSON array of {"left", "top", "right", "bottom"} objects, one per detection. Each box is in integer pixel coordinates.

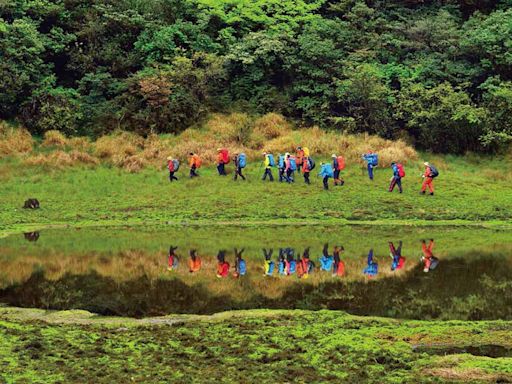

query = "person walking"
[
  {"left": 318, "top": 162, "right": 334, "bottom": 190},
  {"left": 216, "top": 148, "right": 228, "bottom": 176},
  {"left": 278, "top": 153, "right": 286, "bottom": 182},
  {"left": 296, "top": 147, "right": 305, "bottom": 174},
  {"left": 420, "top": 162, "right": 437, "bottom": 196},
  {"left": 233, "top": 153, "right": 246, "bottom": 181},
  {"left": 302, "top": 156, "right": 311, "bottom": 184},
  {"left": 262, "top": 152, "right": 274, "bottom": 182},
  {"left": 167, "top": 156, "right": 179, "bottom": 182},
  {"left": 362, "top": 151, "right": 378, "bottom": 181},
  {"left": 389, "top": 241, "right": 406, "bottom": 271},
  {"left": 188, "top": 152, "right": 201, "bottom": 178},
  {"left": 388, "top": 162, "right": 403, "bottom": 193}
]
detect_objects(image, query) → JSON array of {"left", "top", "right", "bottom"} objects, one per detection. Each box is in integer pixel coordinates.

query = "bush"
[
  {"left": 42, "top": 130, "right": 68, "bottom": 147},
  {"left": 253, "top": 113, "right": 291, "bottom": 140},
  {"left": 0, "top": 124, "right": 34, "bottom": 156}
]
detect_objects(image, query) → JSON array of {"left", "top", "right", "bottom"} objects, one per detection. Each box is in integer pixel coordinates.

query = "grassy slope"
[
  {"left": 0, "top": 307, "right": 511, "bottom": 383},
  {"left": 1, "top": 155, "right": 511, "bottom": 234}
]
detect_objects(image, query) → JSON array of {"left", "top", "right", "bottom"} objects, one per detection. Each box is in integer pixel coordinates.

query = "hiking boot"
[
  {"left": 429, "top": 192, "right": 434, "bottom": 196},
  {"left": 420, "top": 191, "right": 426, "bottom": 195}
]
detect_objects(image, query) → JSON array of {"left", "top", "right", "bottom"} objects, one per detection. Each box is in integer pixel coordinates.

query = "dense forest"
[{"left": 1, "top": 0, "right": 511, "bottom": 153}]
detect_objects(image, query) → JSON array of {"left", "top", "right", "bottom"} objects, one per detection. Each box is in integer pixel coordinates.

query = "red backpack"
[
  {"left": 397, "top": 163, "right": 405, "bottom": 177},
  {"left": 337, "top": 156, "right": 345, "bottom": 171},
  {"left": 221, "top": 149, "right": 230, "bottom": 164}
]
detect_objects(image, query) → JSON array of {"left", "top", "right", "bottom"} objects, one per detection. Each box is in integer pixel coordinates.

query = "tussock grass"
[
  {"left": 24, "top": 150, "right": 99, "bottom": 168},
  {"left": 0, "top": 123, "right": 33, "bottom": 156}
]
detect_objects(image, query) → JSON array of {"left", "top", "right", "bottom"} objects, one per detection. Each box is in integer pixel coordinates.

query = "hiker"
[
  {"left": 421, "top": 239, "right": 439, "bottom": 273},
  {"left": 263, "top": 248, "right": 275, "bottom": 276},
  {"left": 285, "top": 153, "right": 296, "bottom": 183},
  {"left": 420, "top": 162, "right": 437, "bottom": 196},
  {"left": 389, "top": 162, "right": 404, "bottom": 193},
  {"left": 278, "top": 248, "right": 287, "bottom": 275},
  {"left": 188, "top": 249, "right": 201, "bottom": 273},
  {"left": 167, "top": 246, "right": 179, "bottom": 271},
  {"left": 296, "top": 146, "right": 305, "bottom": 174},
  {"left": 332, "top": 154, "right": 345, "bottom": 186},
  {"left": 319, "top": 243, "right": 334, "bottom": 272},
  {"left": 318, "top": 162, "right": 334, "bottom": 190},
  {"left": 262, "top": 152, "right": 275, "bottom": 182},
  {"left": 297, "top": 247, "right": 314, "bottom": 278},
  {"left": 333, "top": 246, "right": 345, "bottom": 277},
  {"left": 188, "top": 152, "right": 201, "bottom": 178},
  {"left": 389, "top": 241, "right": 405, "bottom": 271},
  {"left": 167, "top": 157, "right": 179, "bottom": 182},
  {"left": 362, "top": 151, "right": 378, "bottom": 180},
  {"left": 285, "top": 248, "right": 297, "bottom": 275},
  {"left": 233, "top": 248, "right": 246, "bottom": 277},
  {"left": 302, "top": 156, "right": 311, "bottom": 184},
  {"left": 363, "top": 249, "right": 378, "bottom": 278},
  {"left": 216, "top": 148, "right": 228, "bottom": 176},
  {"left": 278, "top": 153, "right": 286, "bottom": 182},
  {"left": 233, "top": 153, "right": 247, "bottom": 181},
  {"left": 216, "top": 250, "right": 230, "bottom": 278}
]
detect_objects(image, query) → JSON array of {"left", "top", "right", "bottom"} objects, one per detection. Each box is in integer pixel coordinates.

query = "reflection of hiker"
[
  {"left": 421, "top": 162, "right": 437, "bottom": 196},
  {"left": 362, "top": 151, "right": 378, "bottom": 180},
  {"left": 285, "top": 248, "right": 296, "bottom": 275},
  {"left": 388, "top": 162, "right": 403, "bottom": 193},
  {"left": 167, "top": 157, "right": 179, "bottom": 182},
  {"left": 278, "top": 248, "right": 287, "bottom": 275},
  {"left": 263, "top": 248, "right": 275, "bottom": 276},
  {"left": 188, "top": 249, "right": 201, "bottom": 273},
  {"left": 262, "top": 152, "right": 274, "bottom": 182},
  {"left": 297, "top": 247, "right": 314, "bottom": 278},
  {"left": 216, "top": 148, "right": 228, "bottom": 176},
  {"left": 363, "top": 249, "right": 378, "bottom": 278},
  {"left": 233, "top": 153, "right": 246, "bottom": 181},
  {"left": 389, "top": 241, "right": 405, "bottom": 271},
  {"left": 332, "top": 154, "right": 345, "bottom": 186},
  {"left": 233, "top": 248, "right": 246, "bottom": 277},
  {"left": 216, "top": 250, "right": 230, "bottom": 278},
  {"left": 319, "top": 243, "right": 334, "bottom": 271},
  {"left": 421, "top": 239, "right": 439, "bottom": 273},
  {"left": 168, "top": 246, "right": 179, "bottom": 271},
  {"left": 333, "top": 246, "right": 345, "bottom": 277},
  {"left": 189, "top": 153, "right": 201, "bottom": 178}
]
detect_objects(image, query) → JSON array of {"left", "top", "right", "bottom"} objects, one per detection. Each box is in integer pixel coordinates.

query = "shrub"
[
  {"left": 253, "top": 113, "right": 291, "bottom": 139},
  {"left": 42, "top": 130, "right": 68, "bottom": 147},
  {"left": 94, "top": 131, "right": 144, "bottom": 159},
  {"left": 206, "top": 113, "right": 253, "bottom": 143},
  {"left": 0, "top": 124, "right": 34, "bottom": 156}
]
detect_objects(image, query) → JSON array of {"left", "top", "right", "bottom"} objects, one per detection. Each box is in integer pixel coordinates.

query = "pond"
[{"left": 1, "top": 225, "right": 511, "bottom": 320}]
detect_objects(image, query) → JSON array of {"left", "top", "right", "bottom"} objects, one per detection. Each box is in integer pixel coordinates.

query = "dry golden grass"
[
  {"left": 0, "top": 124, "right": 33, "bottom": 156},
  {"left": 42, "top": 130, "right": 68, "bottom": 147},
  {"left": 1, "top": 114, "right": 418, "bottom": 171}
]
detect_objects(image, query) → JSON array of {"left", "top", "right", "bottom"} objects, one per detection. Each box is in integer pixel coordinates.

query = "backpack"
[
  {"left": 337, "top": 156, "right": 345, "bottom": 171},
  {"left": 267, "top": 154, "right": 275, "bottom": 167},
  {"left": 303, "top": 147, "right": 310, "bottom": 157},
  {"left": 221, "top": 149, "right": 230, "bottom": 164},
  {"left": 308, "top": 157, "right": 316, "bottom": 171},
  {"left": 322, "top": 163, "right": 334, "bottom": 178},
  {"left": 238, "top": 259, "right": 247, "bottom": 275},
  {"left": 371, "top": 154, "right": 378, "bottom": 166},
  {"left": 195, "top": 156, "right": 202, "bottom": 168},
  {"left": 172, "top": 159, "right": 180, "bottom": 172},
  {"left": 429, "top": 165, "right": 439, "bottom": 178},
  {"left": 278, "top": 155, "right": 285, "bottom": 169},
  {"left": 429, "top": 256, "right": 439, "bottom": 270},
  {"left": 267, "top": 261, "right": 275, "bottom": 275},
  {"left": 288, "top": 260, "right": 296, "bottom": 274},
  {"left": 397, "top": 163, "right": 405, "bottom": 178},
  {"left": 238, "top": 153, "right": 247, "bottom": 168},
  {"left": 289, "top": 157, "right": 297, "bottom": 171}
]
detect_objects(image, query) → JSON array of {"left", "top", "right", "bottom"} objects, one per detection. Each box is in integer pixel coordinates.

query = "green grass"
[
  {"left": 1, "top": 154, "right": 511, "bottom": 235},
  {"left": 0, "top": 307, "right": 511, "bottom": 383}
]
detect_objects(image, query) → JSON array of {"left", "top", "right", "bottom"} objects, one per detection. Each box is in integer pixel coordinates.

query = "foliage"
[{"left": 1, "top": 0, "right": 512, "bottom": 152}]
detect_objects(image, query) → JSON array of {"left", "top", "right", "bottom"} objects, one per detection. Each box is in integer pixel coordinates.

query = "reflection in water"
[{"left": 166, "top": 241, "right": 439, "bottom": 279}]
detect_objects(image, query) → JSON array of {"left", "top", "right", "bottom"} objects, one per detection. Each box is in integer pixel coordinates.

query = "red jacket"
[{"left": 217, "top": 262, "right": 230, "bottom": 277}]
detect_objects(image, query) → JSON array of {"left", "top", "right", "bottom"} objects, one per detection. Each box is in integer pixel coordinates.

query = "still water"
[{"left": 1, "top": 225, "right": 511, "bottom": 320}]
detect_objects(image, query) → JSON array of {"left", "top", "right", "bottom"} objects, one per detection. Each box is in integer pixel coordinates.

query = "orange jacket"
[
  {"left": 188, "top": 257, "right": 201, "bottom": 272},
  {"left": 423, "top": 166, "right": 432, "bottom": 178},
  {"left": 189, "top": 154, "right": 200, "bottom": 168},
  {"left": 296, "top": 149, "right": 304, "bottom": 164}
]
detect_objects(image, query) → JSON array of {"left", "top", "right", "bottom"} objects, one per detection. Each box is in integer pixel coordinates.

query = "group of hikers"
[
  {"left": 167, "top": 239, "right": 439, "bottom": 278},
  {"left": 167, "top": 147, "right": 439, "bottom": 194}
]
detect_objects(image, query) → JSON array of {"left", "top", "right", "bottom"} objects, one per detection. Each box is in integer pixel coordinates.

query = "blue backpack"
[
  {"left": 288, "top": 260, "right": 296, "bottom": 274},
  {"left": 278, "top": 260, "right": 286, "bottom": 275},
  {"left": 278, "top": 155, "right": 285, "bottom": 169},
  {"left": 238, "top": 153, "right": 247, "bottom": 168},
  {"left": 320, "top": 163, "right": 334, "bottom": 178},
  {"left": 267, "top": 261, "right": 275, "bottom": 275},
  {"left": 172, "top": 159, "right": 180, "bottom": 172},
  {"left": 429, "top": 164, "right": 439, "bottom": 178},
  {"left": 370, "top": 154, "right": 378, "bottom": 166},
  {"left": 289, "top": 157, "right": 297, "bottom": 171},
  {"left": 238, "top": 259, "right": 247, "bottom": 275},
  {"left": 267, "top": 154, "right": 275, "bottom": 167},
  {"left": 308, "top": 157, "right": 316, "bottom": 171}
]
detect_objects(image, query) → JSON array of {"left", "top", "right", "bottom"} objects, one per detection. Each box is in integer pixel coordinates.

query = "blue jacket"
[
  {"left": 363, "top": 153, "right": 378, "bottom": 166},
  {"left": 391, "top": 163, "right": 400, "bottom": 177},
  {"left": 320, "top": 255, "right": 334, "bottom": 271},
  {"left": 318, "top": 163, "right": 334, "bottom": 178}
]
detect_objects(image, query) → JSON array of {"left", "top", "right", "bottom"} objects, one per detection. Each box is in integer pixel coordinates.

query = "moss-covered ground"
[
  {"left": 1, "top": 154, "right": 512, "bottom": 236},
  {"left": 0, "top": 307, "right": 511, "bottom": 383}
]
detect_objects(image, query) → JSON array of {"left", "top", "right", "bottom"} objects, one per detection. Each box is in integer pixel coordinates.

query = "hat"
[
  {"left": 285, "top": 152, "right": 290, "bottom": 157},
  {"left": 167, "top": 156, "right": 173, "bottom": 161},
  {"left": 424, "top": 162, "right": 430, "bottom": 166},
  {"left": 331, "top": 154, "right": 336, "bottom": 158}
]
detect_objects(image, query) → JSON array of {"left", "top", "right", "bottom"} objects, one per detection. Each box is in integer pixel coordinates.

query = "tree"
[{"left": 479, "top": 78, "right": 512, "bottom": 150}]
